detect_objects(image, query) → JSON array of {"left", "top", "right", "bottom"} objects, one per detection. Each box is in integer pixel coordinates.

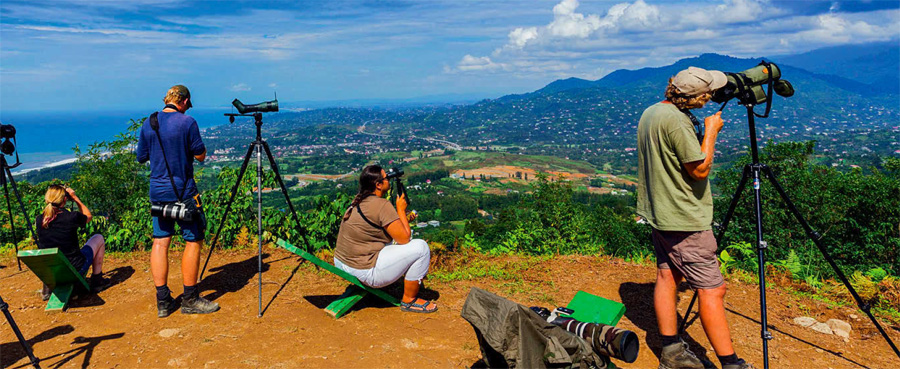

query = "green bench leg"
[
  {"left": 46, "top": 284, "right": 74, "bottom": 312},
  {"left": 325, "top": 285, "right": 369, "bottom": 319}
]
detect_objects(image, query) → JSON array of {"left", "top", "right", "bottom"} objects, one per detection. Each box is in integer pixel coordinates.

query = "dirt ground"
[{"left": 2, "top": 247, "right": 899, "bottom": 369}]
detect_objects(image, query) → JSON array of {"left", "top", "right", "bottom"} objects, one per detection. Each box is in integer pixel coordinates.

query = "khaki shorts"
[{"left": 653, "top": 229, "right": 724, "bottom": 289}]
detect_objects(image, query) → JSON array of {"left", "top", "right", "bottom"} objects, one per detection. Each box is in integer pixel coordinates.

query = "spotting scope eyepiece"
[{"left": 232, "top": 98, "right": 278, "bottom": 114}]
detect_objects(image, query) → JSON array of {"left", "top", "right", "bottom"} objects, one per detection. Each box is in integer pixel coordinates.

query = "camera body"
[
  {"left": 0, "top": 123, "right": 17, "bottom": 156},
  {"left": 151, "top": 202, "right": 196, "bottom": 222},
  {"left": 385, "top": 167, "right": 404, "bottom": 180},
  {"left": 712, "top": 62, "right": 794, "bottom": 105}
]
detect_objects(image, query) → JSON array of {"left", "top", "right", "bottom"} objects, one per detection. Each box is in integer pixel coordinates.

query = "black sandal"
[{"left": 400, "top": 298, "right": 438, "bottom": 313}]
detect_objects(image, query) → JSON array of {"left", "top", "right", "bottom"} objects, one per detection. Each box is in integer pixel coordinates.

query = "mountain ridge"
[{"left": 532, "top": 43, "right": 899, "bottom": 98}]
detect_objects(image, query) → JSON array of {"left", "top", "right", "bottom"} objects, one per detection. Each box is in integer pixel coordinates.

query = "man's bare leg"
[
  {"left": 655, "top": 267, "right": 684, "bottom": 336},
  {"left": 150, "top": 237, "right": 172, "bottom": 287},
  {"left": 698, "top": 284, "right": 735, "bottom": 356},
  {"left": 182, "top": 241, "right": 202, "bottom": 286}
]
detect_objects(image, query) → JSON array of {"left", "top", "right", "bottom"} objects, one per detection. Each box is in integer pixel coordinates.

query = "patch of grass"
[
  {"left": 430, "top": 257, "right": 515, "bottom": 281},
  {"left": 430, "top": 252, "right": 549, "bottom": 282}
]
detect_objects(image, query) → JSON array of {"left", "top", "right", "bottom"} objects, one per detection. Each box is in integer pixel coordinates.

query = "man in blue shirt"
[{"left": 137, "top": 85, "right": 219, "bottom": 317}]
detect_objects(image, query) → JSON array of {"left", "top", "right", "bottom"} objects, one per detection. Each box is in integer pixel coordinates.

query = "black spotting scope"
[{"left": 232, "top": 98, "right": 278, "bottom": 114}]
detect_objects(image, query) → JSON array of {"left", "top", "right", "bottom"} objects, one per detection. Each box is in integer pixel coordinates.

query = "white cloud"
[
  {"left": 508, "top": 27, "right": 538, "bottom": 49},
  {"left": 452, "top": 0, "right": 898, "bottom": 80},
  {"left": 230, "top": 83, "right": 252, "bottom": 92},
  {"left": 268, "top": 83, "right": 278, "bottom": 88},
  {"left": 548, "top": 0, "right": 602, "bottom": 38},
  {"left": 789, "top": 13, "right": 891, "bottom": 44},
  {"left": 604, "top": 0, "right": 661, "bottom": 31},
  {"left": 455, "top": 55, "right": 506, "bottom": 72}
]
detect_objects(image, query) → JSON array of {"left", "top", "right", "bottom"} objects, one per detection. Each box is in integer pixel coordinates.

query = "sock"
[
  {"left": 661, "top": 334, "right": 680, "bottom": 347},
  {"left": 183, "top": 285, "right": 197, "bottom": 299},
  {"left": 156, "top": 285, "right": 171, "bottom": 300},
  {"left": 718, "top": 353, "right": 740, "bottom": 366},
  {"left": 91, "top": 272, "right": 103, "bottom": 278}
]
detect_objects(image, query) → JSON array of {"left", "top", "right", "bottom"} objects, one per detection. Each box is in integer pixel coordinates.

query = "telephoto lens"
[
  {"left": 150, "top": 203, "right": 194, "bottom": 222},
  {"left": 530, "top": 306, "right": 639, "bottom": 363}
]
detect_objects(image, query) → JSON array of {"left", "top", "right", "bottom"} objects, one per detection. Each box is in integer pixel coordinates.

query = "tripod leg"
[
  {"left": 2, "top": 171, "right": 22, "bottom": 270},
  {"left": 199, "top": 143, "right": 256, "bottom": 281},
  {"left": 762, "top": 166, "right": 900, "bottom": 358},
  {"left": 680, "top": 165, "right": 751, "bottom": 334},
  {"left": 5, "top": 166, "right": 36, "bottom": 240},
  {"left": 256, "top": 144, "right": 263, "bottom": 318},
  {"left": 260, "top": 141, "right": 315, "bottom": 250},
  {"left": 1, "top": 295, "right": 42, "bottom": 369},
  {"left": 750, "top": 166, "right": 772, "bottom": 369}
]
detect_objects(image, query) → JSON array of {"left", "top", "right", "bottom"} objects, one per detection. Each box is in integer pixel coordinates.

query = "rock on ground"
[
  {"left": 810, "top": 322, "right": 833, "bottom": 335},
  {"left": 159, "top": 328, "right": 181, "bottom": 338},
  {"left": 793, "top": 316, "right": 817, "bottom": 327},
  {"left": 826, "top": 319, "right": 851, "bottom": 339}
]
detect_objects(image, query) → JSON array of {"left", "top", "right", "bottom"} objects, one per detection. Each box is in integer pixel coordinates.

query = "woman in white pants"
[{"left": 333, "top": 165, "right": 436, "bottom": 313}]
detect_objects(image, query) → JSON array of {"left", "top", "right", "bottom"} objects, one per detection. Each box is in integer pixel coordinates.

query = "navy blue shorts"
[
  {"left": 78, "top": 245, "right": 93, "bottom": 275},
  {"left": 152, "top": 207, "right": 207, "bottom": 242}
]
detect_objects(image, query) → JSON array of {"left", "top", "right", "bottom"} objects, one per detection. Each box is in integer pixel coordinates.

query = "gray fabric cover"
[{"left": 461, "top": 287, "right": 606, "bottom": 369}]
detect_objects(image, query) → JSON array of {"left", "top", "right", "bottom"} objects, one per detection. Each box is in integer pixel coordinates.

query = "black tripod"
[
  {"left": 1, "top": 294, "right": 42, "bottom": 368},
  {"left": 1, "top": 155, "right": 36, "bottom": 271},
  {"left": 678, "top": 104, "right": 900, "bottom": 368},
  {"left": 198, "top": 112, "right": 313, "bottom": 317}
]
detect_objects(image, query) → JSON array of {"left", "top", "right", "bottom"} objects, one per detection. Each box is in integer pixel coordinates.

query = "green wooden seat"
[
  {"left": 563, "top": 290, "right": 626, "bottom": 326},
  {"left": 17, "top": 248, "right": 89, "bottom": 312},
  {"left": 276, "top": 239, "right": 400, "bottom": 318}
]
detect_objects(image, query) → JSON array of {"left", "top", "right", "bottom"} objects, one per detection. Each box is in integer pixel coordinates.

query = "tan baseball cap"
[{"left": 673, "top": 67, "right": 727, "bottom": 96}]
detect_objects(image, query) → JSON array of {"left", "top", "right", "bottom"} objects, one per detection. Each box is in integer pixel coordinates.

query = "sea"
[{"left": 0, "top": 108, "right": 231, "bottom": 173}]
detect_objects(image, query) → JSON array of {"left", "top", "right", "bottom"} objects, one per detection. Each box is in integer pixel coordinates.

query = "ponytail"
[{"left": 42, "top": 185, "right": 66, "bottom": 228}]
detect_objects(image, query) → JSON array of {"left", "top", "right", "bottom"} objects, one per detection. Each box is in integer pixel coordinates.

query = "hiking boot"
[
  {"left": 659, "top": 341, "right": 705, "bottom": 369},
  {"left": 157, "top": 295, "right": 176, "bottom": 318},
  {"left": 181, "top": 294, "right": 220, "bottom": 315},
  {"left": 722, "top": 360, "right": 757, "bottom": 369},
  {"left": 90, "top": 275, "right": 111, "bottom": 293}
]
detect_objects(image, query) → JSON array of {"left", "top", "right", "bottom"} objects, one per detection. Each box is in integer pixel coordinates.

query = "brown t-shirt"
[{"left": 334, "top": 196, "right": 401, "bottom": 269}]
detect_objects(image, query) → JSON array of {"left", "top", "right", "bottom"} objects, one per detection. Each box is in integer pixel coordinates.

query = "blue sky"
[{"left": 1, "top": 0, "right": 898, "bottom": 111}]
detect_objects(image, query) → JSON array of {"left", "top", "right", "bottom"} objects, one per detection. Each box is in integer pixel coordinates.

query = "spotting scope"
[{"left": 233, "top": 99, "right": 278, "bottom": 114}]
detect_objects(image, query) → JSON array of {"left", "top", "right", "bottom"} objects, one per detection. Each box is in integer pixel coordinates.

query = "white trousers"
[{"left": 334, "top": 239, "right": 431, "bottom": 288}]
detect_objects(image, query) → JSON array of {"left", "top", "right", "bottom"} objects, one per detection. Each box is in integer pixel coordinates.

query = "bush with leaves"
[
  {"left": 473, "top": 174, "right": 648, "bottom": 256},
  {"left": 714, "top": 141, "right": 900, "bottom": 277}
]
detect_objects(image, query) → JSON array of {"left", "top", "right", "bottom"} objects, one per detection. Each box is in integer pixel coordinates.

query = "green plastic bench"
[
  {"left": 17, "top": 248, "right": 90, "bottom": 312},
  {"left": 276, "top": 239, "right": 400, "bottom": 318}
]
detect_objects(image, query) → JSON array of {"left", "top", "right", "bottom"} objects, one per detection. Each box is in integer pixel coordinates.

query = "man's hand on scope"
[{"left": 704, "top": 112, "right": 724, "bottom": 135}]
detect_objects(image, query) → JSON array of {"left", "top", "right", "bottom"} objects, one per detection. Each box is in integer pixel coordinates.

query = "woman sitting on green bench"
[
  {"left": 333, "top": 165, "right": 437, "bottom": 313},
  {"left": 35, "top": 185, "right": 109, "bottom": 293}
]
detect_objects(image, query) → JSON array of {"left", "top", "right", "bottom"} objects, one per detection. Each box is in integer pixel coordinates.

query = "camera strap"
[
  {"left": 149, "top": 112, "right": 187, "bottom": 203},
  {"left": 355, "top": 203, "right": 392, "bottom": 239},
  {"left": 680, "top": 108, "right": 704, "bottom": 144}
]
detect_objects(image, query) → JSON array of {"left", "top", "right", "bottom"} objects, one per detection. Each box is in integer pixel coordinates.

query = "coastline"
[{"left": 11, "top": 156, "right": 78, "bottom": 174}]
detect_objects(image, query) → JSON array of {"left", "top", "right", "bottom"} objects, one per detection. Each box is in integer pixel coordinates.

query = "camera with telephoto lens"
[
  {"left": 385, "top": 167, "right": 404, "bottom": 179},
  {"left": 711, "top": 62, "right": 794, "bottom": 106},
  {"left": 0, "top": 123, "right": 17, "bottom": 156},
  {"left": 151, "top": 201, "right": 196, "bottom": 222}
]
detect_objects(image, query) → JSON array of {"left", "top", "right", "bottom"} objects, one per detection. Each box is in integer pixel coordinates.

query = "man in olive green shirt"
[{"left": 637, "top": 67, "right": 753, "bottom": 369}]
